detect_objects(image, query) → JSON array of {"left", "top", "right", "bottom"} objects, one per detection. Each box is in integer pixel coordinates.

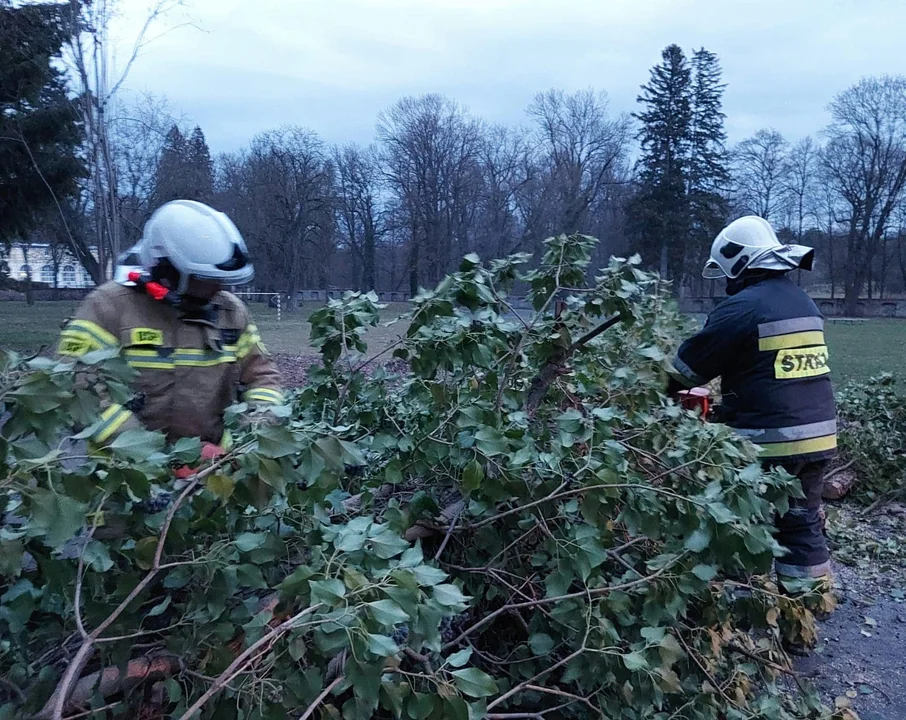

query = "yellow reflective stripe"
[
  {"left": 94, "top": 404, "right": 133, "bottom": 442},
  {"left": 123, "top": 348, "right": 175, "bottom": 369},
  {"left": 758, "top": 434, "right": 837, "bottom": 458},
  {"left": 237, "top": 325, "right": 264, "bottom": 359},
  {"left": 172, "top": 349, "right": 236, "bottom": 367},
  {"left": 130, "top": 328, "right": 164, "bottom": 346},
  {"left": 58, "top": 331, "right": 97, "bottom": 356},
  {"left": 758, "top": 331, "right": 825, "bottom": 351},
  {"left": 67, "top": 320, "right": 119, "bottom": 348},
  {"left": 122, "top": 347, "right": 236, "bottom": 368},
  {"left": 244, "top": 388, "right": 284, "bottom": 404}
]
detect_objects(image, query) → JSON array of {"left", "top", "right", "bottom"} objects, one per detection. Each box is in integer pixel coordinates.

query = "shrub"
[{"left": 0, "top": 235, "right": 848, "bottom": 719}]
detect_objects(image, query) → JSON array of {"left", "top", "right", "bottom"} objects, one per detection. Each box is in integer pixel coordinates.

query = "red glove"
[
  {"left": 174, "top": 443, "right": 226, "bottom": 479},
  {"left": 201, "top": 442, "right": 225, "bottom": 460}
]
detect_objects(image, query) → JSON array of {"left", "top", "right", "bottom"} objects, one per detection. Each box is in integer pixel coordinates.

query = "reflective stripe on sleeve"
[
  {"left": 237, "top": 325, "right": 266, "bottom": 358},
  {"left": 670, "top": 355, "right": 707, "bottom": 387},
  {"left": 93, "top": 404, "right": 134, "bottom": 442},
  {"left": 58, "top": 320, "right": 120, "bottom": 356},
  {"left": 244, "top": 387, "right": 284, "bottom": 404}
]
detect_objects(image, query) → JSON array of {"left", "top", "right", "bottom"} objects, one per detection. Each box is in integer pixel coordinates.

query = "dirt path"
[{"left": 796, "top": 505, "right": 906, "bottom": 718}]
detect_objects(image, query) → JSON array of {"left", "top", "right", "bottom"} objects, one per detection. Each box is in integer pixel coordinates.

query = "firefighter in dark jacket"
[{"left": 668, "top": 216, "right": 835, "bottom": 601}]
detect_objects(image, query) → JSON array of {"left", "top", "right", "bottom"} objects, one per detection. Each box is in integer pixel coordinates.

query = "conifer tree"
[
  {"left": 688, "top": 48, "right": 730, "bottom": 276},
  {"left": 627, "top": 44, "right": 692, "bottom": 279}
]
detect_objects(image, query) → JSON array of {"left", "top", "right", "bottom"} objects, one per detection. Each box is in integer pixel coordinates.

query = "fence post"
[{"left": 277, "top": 294, "right": 281, "bottom": 323}]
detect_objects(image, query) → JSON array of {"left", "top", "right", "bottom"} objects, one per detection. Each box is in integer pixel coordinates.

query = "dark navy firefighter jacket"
[{"left": 671, "top": 275, "right": 836, "bottom": 461}]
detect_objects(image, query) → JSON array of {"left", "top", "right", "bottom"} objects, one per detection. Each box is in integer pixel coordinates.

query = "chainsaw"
[{"left": 676, "top": 386, "right": 722, "bottom": 422}]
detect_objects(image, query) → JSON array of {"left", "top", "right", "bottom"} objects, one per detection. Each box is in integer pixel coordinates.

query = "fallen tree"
[{"left": 1, "top": 234, "right": 852, "bottom": 719}]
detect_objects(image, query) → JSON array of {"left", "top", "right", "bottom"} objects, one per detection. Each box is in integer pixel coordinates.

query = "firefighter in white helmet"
[
  {"left": 668, "top": 216, "right": 836, "bottom": 648},
  {"left": 58, "top": 200, "right": 284, "bottom": 452}
]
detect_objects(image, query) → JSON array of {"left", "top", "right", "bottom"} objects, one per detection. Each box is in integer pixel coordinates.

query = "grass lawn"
[
  {"left": 0, "top": 300, "right": 411, "bottom": 357},
  {"left": 1, "top": 300, "right": 904, "bottom": 386},
  {"left": 825, "top": 319, "right": 906, "bottom": 386}
]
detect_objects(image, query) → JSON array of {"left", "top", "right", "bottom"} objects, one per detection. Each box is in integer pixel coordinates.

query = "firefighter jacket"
[
  {"left": 671, "top": 275, "right": 836, "bottom": 461},
  {"left": 58, "top": 281, "right": 284, "bottom": 445}
]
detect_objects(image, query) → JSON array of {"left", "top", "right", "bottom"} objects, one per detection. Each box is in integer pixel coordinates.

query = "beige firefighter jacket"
[{"left": 58, "top": 282, "right": 284, "bottom": 445}]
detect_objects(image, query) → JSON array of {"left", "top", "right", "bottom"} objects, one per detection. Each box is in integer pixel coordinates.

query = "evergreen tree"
[
  {"left": 627, "top": 44, "right": 692, "bottom": 279},
  {"left": 688, "top": 48, "right": 730, "bottom": 277},
  {"left": 0, "top": 1, "right": 84, "bottom": 243},
  {"left": 152, "top": 125, "right": 188, "bottom": 206},
  {"left": 187, "top": 126, "right": 214, "bottom": 202},
  {"left": 152, "top": 125, "right": 215, "bottom": 205}
]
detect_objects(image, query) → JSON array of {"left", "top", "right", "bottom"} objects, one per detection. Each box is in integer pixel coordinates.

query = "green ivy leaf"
[
  {"left": 235, "top": 532, "right": 267, "bottom": 552},
  {"left": 256, "top": 425, "right": 298, "bottom": 458},
  {"left": 366, "top": 633, "right": 400, "bottom": 657},
  {"left": 384, "top": 459, "right": 403, "bottom": 485},
  {"left": 108, "top": 429, "right": 166, "bottom": 462},
  {"left": 367, "top": 599, "right": 410, "bottom": 625},
  {"left": 412, "top": 564, "right": 447, "bottom": 587},
  {"left": 82, "top": 539, "right": 113, "bottom": 572},
  {"left": 462, "top": 458, "right": 484, "bottom": 492},
  {"left": 433, "top": 584, "right": 470, "bottom": 609},
  {"left": 205, "top": 474, "right": 235, "bottom": 502},
  {"left": 450, "top": 667, "right": 498, "bottom": 698},
  {"left": 446, "top": 648, "right": 472, "bottom": 668},
  {"left": 622, "top": 650, "right": 649, "bottom": 671},
  {"left": 707, "top": 502, "right": 736, "bottom": 525},
  {"left": 310, "top": 579, "right": 347, "bottom": 607},
  {"left": 368, "top": 526, "right": 409, "bottom": 559},
  {"left": 172, "top": 436, "right": 202, "bottom": 464},
  {"left": 29, "top": 490, "right": 85, "bottom": 548},
  {"left": 528, "top": 633, "right": 554, "bottom": 655},
  {"left": 147, "top": 595, "right": 171, "bottom": 617},
  {"left": 692, "top": 564, "right": 717, "bottom": 582},
  {"left": 684, "top": 527, "right": 711, "bottom": 552}
]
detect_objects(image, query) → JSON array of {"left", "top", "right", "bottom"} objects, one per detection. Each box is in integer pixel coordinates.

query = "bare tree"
[
  {"left": 527, "top": 89, "right": 632, "bottom": 240},
  {"left": 782, "top": 137, "right": 819, "bottom": 242},
  {"left": 334, "top": 144, "right": 385, "bottom": 291},
  {"left": 730, "top": 128, "right": 790, "bottom": 222},
  {"left": 110, "top": 93, "right": 185, "bottom": 248},
  {"left": 377, "top": 94, "right": 483, "bottom": 294},
  {"left": 472, "top": 125, "right": 534, "bottom": 259},
  {"left": 822, "top": 75, "right": 906, "bottom": 315},
  {"left": 63, "top": 0, "right": 189, "bottom": 281},
  {"left": 219, "top": 127, "right": 334, "bottom": 309}
]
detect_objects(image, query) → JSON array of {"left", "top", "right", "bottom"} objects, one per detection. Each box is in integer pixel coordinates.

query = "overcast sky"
[{"left": 110, "top": 0, "right": 906, "bottom": 153}]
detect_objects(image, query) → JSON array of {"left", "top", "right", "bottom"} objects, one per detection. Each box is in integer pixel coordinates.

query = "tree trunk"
[
  {"left": 408, "top": 240, "right": 419, "bottom": 298},
  {"left": 363, "top": 227, "right": 376, "bottom": 292}
]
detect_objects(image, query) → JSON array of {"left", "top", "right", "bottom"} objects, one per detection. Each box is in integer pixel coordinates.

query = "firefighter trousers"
[{"left": 764, "top": 459, "right": 831, "bottom": 579}]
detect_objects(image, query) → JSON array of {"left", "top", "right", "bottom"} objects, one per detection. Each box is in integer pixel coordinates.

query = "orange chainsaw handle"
[{"left": 677, "top": 387, "right": 711, "bottom": 420}]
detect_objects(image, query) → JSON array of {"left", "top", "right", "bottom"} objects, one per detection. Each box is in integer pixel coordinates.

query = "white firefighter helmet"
[
  {"left": 113, "top": 243, "right": 143, "bottom": 286},
  {"left": 703, "top": 216, "right": 814, "bottom": 279},
  {"left": 139, "top": 200, "right": 254, "bottom": 292}
]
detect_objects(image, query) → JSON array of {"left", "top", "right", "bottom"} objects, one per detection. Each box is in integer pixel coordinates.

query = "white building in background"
[{"left": 6, "top": 243, "right": 96, "bottom": 289}]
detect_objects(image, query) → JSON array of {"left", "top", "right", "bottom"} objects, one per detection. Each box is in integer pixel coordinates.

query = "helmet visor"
[{"left": 702, "top": 260, "right": 727, "bottom": 279}]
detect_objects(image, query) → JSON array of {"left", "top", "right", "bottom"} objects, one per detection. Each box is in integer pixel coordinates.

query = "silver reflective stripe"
[
  {"left": 776, "top": 560, "right": 832, "bottom": 578},
  {"left": 757, "top": 316, "right": 823, "bottom": 337},
  {"left": 671, "top": 355, "right": 707, "bottom": 386},
  {"left": 733, "top": 419, "right": 837, "bottom": 444}
]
